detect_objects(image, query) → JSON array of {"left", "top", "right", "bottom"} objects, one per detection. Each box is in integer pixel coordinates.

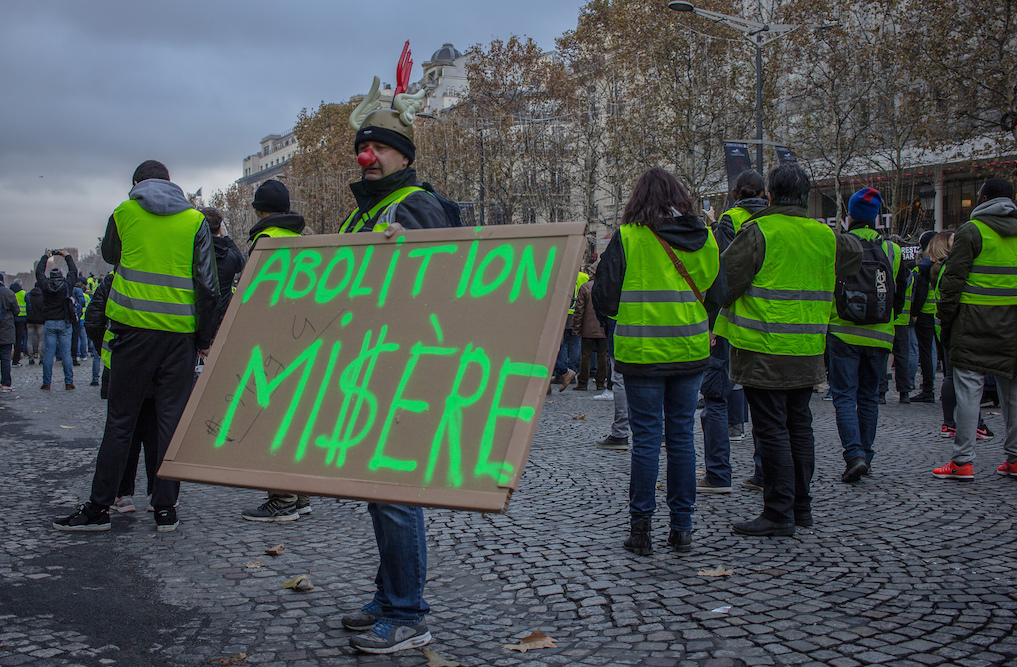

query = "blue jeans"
[
  {"left": 625, "top": 372, "right": 703, "bottom": 532},
  {"left": 43, "top": 320, "right": 73, "bottom": 386},
  {"left": 557, "top": 329, "right": 580, "bottom": 374},
  {"left": 700, "top": 338, "right": 732, "bottom": 486},
  {"left": 91, "top": 351, "right": 103, "bottom": 384},
  {"left": 828, "top": 335, "right": 888, "bottom": 465},
  {"left": 367, "top": 503, "right": 429, "bottom": 624}
]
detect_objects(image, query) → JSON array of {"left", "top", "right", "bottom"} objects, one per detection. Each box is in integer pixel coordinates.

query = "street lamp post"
[{"left": 668, "top": 1, "right": 797, "bottom": 175}]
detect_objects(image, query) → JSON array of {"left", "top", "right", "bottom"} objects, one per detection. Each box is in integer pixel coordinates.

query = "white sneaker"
[
  {"left": 112, "top": 496, "right": 136, "bottom": 513},
  {"left": 1, "top": 386, "right": 14, "bottom": 393},
  {"left": 593, "top": 390, "right": 614, "bottom": 401}
]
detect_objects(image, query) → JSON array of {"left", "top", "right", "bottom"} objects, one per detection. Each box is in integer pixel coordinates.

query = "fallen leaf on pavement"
[
  {"left": 504, "top": 629, "right": 557, "bottom": 652},
  {"left": 422, "top": 648, "right": 460, "bottom": 666},
  {"left": 572, "top": 414, "right": 585, "bottom": 420},
  {"left": 698, "top": 565, "right": 734, "bottom": 577},
  {"left": 245, "top": 561, "right": 263, "bottom": 569},
  {"left": 265, "top": 544, "right": 285, "bottom": 556},
  {"left": 204, "top": 653, "right": 247, "bottom": 666},
  {"left": 60, "top": 425, "right": 74, "bottom": 429},
  {"left": 280, "top": 574, "right": 313, "bottom": 591}
]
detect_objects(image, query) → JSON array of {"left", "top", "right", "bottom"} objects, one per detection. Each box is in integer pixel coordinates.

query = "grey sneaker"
[
  {"left": 728, "top": 423, "right": 745, "bottom": 442},
  {"left": 242, "top": 498, "right": 298, "bottom": 522},
  {"left": 112, "top": 496, "right": 135, "bottom": 513},
  {"left": 596, "top": 435, "right": 630, "bottom": 450},
  {"left": 742, "top": 477, "right": 763, "bottom": 491},
  {"left": 342, "top": 601, "right": 382, "bottom": 631},
  {"left": 350, "top": 619, "right": 431, "bottom": 654},
  {"left": 696, "top": 478, "right": 732, "bottom": 494},
  {"left": 295, "top": 498, "right": 312, "bottom": 515}
]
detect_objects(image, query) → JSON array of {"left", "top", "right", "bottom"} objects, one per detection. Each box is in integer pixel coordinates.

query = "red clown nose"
[{"left": 357, "top": 147, "right": 377, "bottom": 167}]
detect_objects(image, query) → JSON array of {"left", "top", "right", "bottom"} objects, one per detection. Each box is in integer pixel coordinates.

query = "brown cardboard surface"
[{"left": 160, "top": 222, "right": 586, "bottom": 512}]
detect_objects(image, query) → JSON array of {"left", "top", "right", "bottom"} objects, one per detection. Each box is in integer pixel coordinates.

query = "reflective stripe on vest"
[
  {"left": 725, "top": 207, "right": 753, "bottom": 234},
  {"left": 614, "top": 224, "right": 719, "bottom": 365},
  {"left": 714, "top": 213, "right": 836, "bottom": 356},
  {"left": 339, "top": 186, "right": 427, "bottom": 234},
  {"left": 829, "top": 228, "right": 901, "bottom": 349},
  {"left": 105, "top": 200, "right": 203, "bottom": 333},
  {"left": 960, "top": 219, "right": 1017, "bottom": 305},
  {"left": 14, "top": 290, "right": 26, "bottom": 317}
]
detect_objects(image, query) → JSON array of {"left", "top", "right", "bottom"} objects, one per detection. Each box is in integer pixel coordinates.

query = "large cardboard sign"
[{"left": 160, "top": 223, "right": 586, "bottom": 512}]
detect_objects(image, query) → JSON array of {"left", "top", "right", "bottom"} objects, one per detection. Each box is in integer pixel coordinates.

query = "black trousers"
[
  {"left": 13, "top": 321, "right": 27, "bottom": 363},
  {"left": 90, "top": 328, "right": 195, "bottom": 509},
  {"left": 744, "top": 386, "right": 815, "bottom": 523},
  {"left": 579, "top": 337, "right": 607, "bottom": 388},
  {"left": 914, "top": 314, "right": 936, "bottom": 395},
  {"left": 117, "top": 397, "right": 159, "bottom": 498}
]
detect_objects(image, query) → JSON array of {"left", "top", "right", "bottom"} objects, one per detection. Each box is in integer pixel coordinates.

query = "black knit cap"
[
  {"left": 252, "top": 180, "right": 290, "bottom": 213},
  {"left": 355, "top": 126, "right": 415, "bottom": 165}
]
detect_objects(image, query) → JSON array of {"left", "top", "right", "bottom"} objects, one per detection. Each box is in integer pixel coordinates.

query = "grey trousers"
[
  {"left": 609, "top": 359, "right": 630, "bottom": 439},
  {"left": 953, "top": 367, "right": 1017, "bottom": 464}
]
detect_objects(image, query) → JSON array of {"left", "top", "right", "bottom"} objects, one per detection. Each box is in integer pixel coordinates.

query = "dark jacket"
[
  {"left": 572, "top": 279, "right": 605, "bottom": 339},
  {"left": 712, "top": 197, "right": 768, "bottom": 253},
  {"left": 35, "top": 253, "right": 78, "bottom": 322},
  {"left": 592, "top": 213, "right": 728, "bottom": 376},
  {"left": 0, "top": 285, "right": 16, "bottom": 346},
  {"left": 721, "top": 205, "right": 863, "bottom": 389},
  {"left": 347, "top": 168, "right": 450, "bottom": 231},
  {"left": 84, "top": 273, "right": 114, "bottom": 352},
  {"left": 213, "top": 234, "right": 246, "bottom": 318},
  {"left": 102, "top": 179, "right": 220, "bottom": 349},
  {"left": 938, "top": 197, "right": 1017, "bottom": 378},
  {"left": 26, "top": 286, "right": 45, "bottom": 325},
  {"left": 247, "top": 213, "right": 306, "bottom": 256}
]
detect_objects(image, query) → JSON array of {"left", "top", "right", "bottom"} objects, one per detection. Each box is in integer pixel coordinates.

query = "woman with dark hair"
[{"left": 593, "top": 167, "right": 727, "bottom": 555}]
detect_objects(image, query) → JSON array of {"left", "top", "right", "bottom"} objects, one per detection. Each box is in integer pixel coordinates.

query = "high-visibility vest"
[
  {"left": 959, "top": 219, "right": 1017, "bottom": 306},
  {"left": 614, "top": 224, "right": 719, "bottom": 365},
  {"left": 87, "top": 277, "right": 97, "bottom": 292},
  {"left": 828, "top": 228, "right": 901, "bottom": 349},
  {"left": 339, "top": 186, "right": 427, "bottom": 234},
  {"left": 251, "top": 226, "right": 301, "bottom": 252},
  {"left": 105, "top": 200, "right": 203, "bottom": 333},
  {"left": 920, "top": 263, "right": 938, "bottom": 315},
  {"left": 894, "top": 269, "right": 913, "bottom": 326},
  {"left": 715, "top": 213, "right": 836, "bottom": 356},
  {"left": 724, "top": 206, "right": 754, "bottom": 234},
  {"left": 14, "top": 290, "right": 26, "bottom": 318},
  {"left": 570, "top": 271, "right": 590, "bottom": 315},
  {"left": 101, "top": 329, "right": 114, "bottom": 369}
]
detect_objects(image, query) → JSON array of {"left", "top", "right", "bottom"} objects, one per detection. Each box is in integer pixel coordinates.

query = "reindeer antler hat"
[{"left": 349, "top": 41, "right": 427, "bottom": 164}]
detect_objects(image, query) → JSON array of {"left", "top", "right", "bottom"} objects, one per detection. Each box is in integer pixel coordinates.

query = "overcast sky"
[{"left": 0, "top": 0, "right": 590, "bottom": 276}]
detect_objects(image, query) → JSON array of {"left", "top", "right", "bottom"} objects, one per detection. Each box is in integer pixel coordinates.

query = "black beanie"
[
  {"left": 252, "top": 180, "right": 290, "bottom": 213},
  {"left": 354, "top": 126, "right": 415, "bottom": 165}
]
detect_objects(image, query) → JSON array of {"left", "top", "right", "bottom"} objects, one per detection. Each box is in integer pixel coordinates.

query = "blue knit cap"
[{"left": 848, "top": 187, "right": 882, "bottom": 222}]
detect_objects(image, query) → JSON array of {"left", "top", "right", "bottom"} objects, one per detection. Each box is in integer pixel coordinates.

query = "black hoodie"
[
  {"left": 592, "top": 214, "right": 728, "bottom": 376},
  {"left": 35, "top": 253, "right": 77, "bottom": 321}
]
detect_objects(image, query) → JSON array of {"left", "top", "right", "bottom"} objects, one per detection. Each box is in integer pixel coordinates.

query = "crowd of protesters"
[{"left": 2, "top": 150, "right": 1014, "bottom": 655}]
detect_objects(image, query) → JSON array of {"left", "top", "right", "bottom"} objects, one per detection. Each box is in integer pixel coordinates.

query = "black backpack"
[
  {"left": 835, "top": 238, "right": 895, "bottom": 325},
  {"left": 420, "top": 182, "right": 464, "bottom": 227}
]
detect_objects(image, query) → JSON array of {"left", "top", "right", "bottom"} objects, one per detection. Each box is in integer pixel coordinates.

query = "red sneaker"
[
  {"left": 933, "top": 461, "right": 974, "bottom": 480},
  {"left": 940, "top": 424, "right": 956, "bottom": 438},
  {"left": 996, "top": 461, "right": 1017, "bottom": 477}
]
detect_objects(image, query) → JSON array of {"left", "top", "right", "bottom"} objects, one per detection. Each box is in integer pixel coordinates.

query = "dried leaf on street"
[
  {"left": 572, "top": 414, "right": 585, "bottom": 420},
  {"left": 204, "top": 653, "right": 247, "bottom": 666},
  {"left": 698, "top": 565, "right": 734, "bottom": 577},
  {"left": 59, "top": 425, "right": 74, "bottom": 429},
  {"left": 245, "top": 561, "right": 263, "bottom": 569},
  {"left": 503, "top": 629, "right": 558, "bottom": 652},
  {"left": 422, "top": 648, "right": 460, "bottom": 666},
  {"left": 280, "top": 574, "right": 313, "bottom": 591},
  {"left": 265, "top": 544, "right": 285, "bottom": 556}
]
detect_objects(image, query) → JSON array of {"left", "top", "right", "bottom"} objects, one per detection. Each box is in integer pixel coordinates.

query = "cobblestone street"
[{"left": 1, "top": 360, "right": 1015, "bottom": 667}]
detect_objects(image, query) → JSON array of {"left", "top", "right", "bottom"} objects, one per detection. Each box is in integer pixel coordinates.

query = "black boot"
[
  {"left": 623, "top": 518, "right": 652, "bottom": 555},
  {"left": 733, "top": 515, "right": 795, "bottom": 536},
  {"left": 666, "top": 529, "right": 692, "bottom": 553}
]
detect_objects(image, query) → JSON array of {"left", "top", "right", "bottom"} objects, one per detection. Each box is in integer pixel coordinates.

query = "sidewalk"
[{"left": 1, "top": 360, "right": 1015, "bottom": 666}]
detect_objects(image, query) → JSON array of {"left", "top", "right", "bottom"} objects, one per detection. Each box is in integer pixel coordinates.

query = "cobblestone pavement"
[{"left": 1, "top": 360, "right": 1016, "bottom": 667}]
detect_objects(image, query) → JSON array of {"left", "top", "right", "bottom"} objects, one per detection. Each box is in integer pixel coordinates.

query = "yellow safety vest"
[
  {"left": 828, "top": 228, "right": 901, "bottom": 349},
  {"left": 959, "top": 219, "right": 1017, "bottom": 306},
  {"left": 339, "top": 186, "right": 427, "bottom": 234}
]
